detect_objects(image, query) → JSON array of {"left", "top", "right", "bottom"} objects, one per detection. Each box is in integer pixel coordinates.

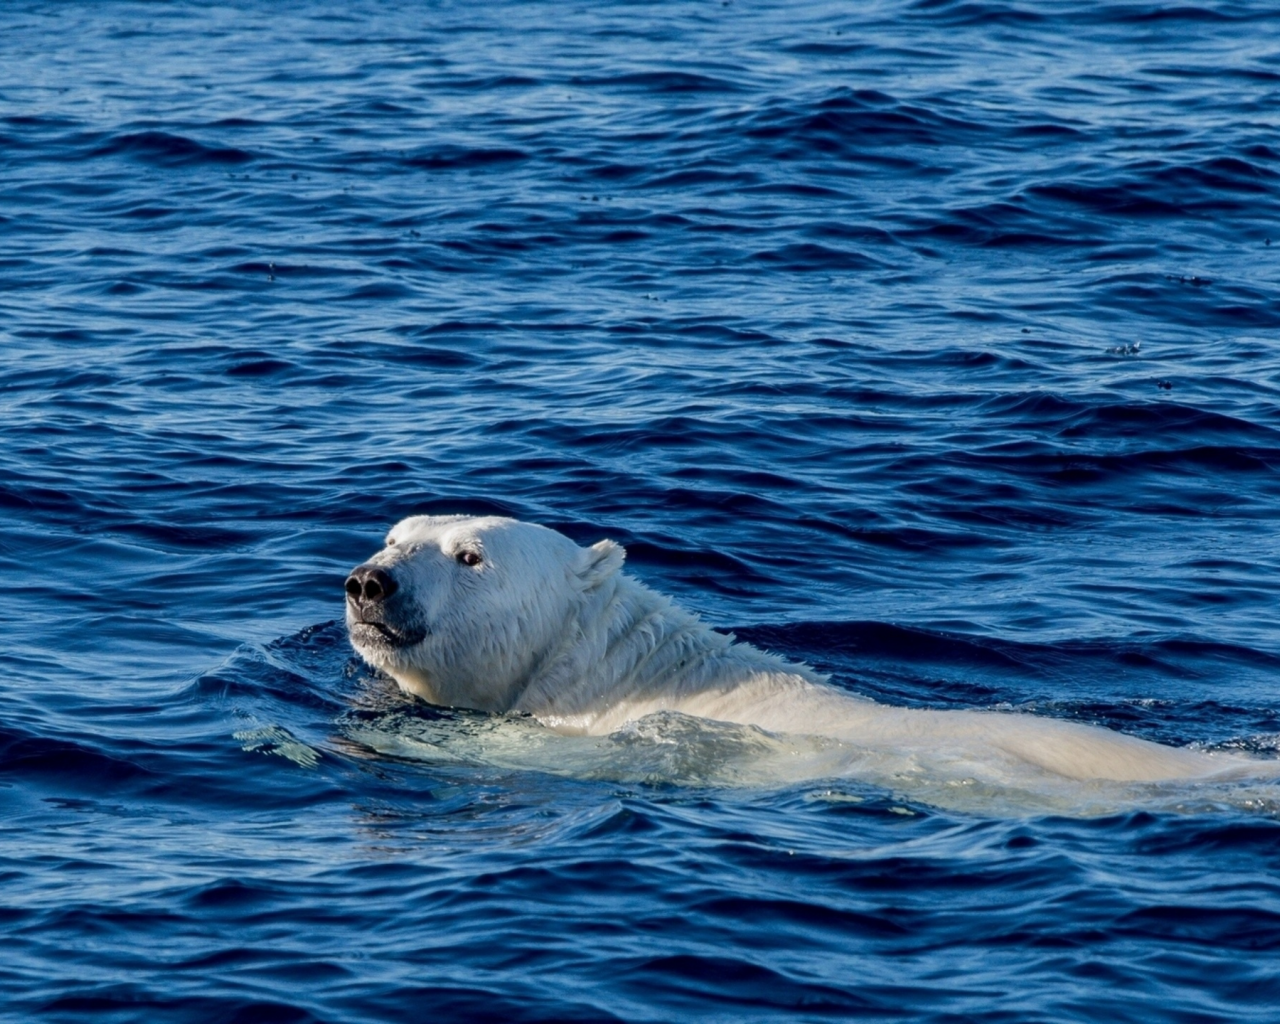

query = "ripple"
[{"left": 5, "top": 0, "right": 1280, "bottom": 1020}]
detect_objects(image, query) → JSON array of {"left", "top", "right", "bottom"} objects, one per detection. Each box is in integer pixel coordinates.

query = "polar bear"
[{"left": 345, "top": 514, "right": 1256, "bottom": 784}]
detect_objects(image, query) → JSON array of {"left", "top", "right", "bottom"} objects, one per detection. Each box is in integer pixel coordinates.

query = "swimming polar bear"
[{"left": 344, "top": 514, "right": 1257, "bottom": 784}]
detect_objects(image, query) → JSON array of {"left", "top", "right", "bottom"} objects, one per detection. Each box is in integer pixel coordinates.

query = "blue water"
[{"left": 4, "top": 0, "right": 1280, "bottom": 1019}]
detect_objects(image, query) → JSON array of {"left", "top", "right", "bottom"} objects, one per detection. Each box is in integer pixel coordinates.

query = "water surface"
[{"left": 4, "top": 1, "right": 1280, "bottom": 1020}]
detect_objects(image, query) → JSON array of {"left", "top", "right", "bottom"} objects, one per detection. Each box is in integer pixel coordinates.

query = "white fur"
[{"left": 346, "top": 515, "right": 1256, "bottom": 784}]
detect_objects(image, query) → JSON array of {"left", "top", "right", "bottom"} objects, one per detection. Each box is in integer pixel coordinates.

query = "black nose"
[{"left": 345, "top": 564, "right": 398, "bottom": 604}]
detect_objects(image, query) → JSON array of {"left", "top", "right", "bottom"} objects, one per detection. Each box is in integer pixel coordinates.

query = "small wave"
[
  {"left": 744, "top": 86, "right": 985, "bottom": 154},
  {"left": 751, "top": 243, "right": 881, "bottom": 272},
  {"left": 980, "top": 393, "right": 1280, "bottom": 445},
  {"left": 91, "top": 130, "right": 257, "bottom": 166},
  {"left": 0, "top": 726, "right": 158, "bottom": 790},
  {"left": 403, "top": 146, "right": 529, "bottom": 170},
  {"left": 568, "top": 71, "right": 742, "bottom": 93}
]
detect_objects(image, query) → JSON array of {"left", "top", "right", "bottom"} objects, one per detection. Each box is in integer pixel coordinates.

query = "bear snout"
[{"left": 345, "top": 564, "right": 398, "bottom": 606}]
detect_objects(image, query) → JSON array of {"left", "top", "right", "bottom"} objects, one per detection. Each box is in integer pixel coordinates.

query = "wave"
[{"left": 90, "top": 130, "right": 257, "bottom": 166}]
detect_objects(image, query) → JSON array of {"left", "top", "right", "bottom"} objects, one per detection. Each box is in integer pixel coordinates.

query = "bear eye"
[
  {"left": 387, "top": 538, "right": 396, "bottom": 546},
  {"left": 456, "top": 550, "right": 482, "bottom": 567}
]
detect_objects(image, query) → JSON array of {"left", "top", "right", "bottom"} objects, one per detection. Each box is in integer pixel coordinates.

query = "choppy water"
[{"left": 4, "top": 0, "right": 1280, "bottom": 1020}]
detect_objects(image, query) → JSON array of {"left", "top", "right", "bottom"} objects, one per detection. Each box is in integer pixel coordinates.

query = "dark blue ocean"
[{"left": 5, "top": 1, "right": 1280, "bottom": 1020}]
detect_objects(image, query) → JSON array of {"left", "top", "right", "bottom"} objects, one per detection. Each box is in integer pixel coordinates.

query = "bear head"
[{"left": 344, "top": 514, "right": 625, "bottom": 711}]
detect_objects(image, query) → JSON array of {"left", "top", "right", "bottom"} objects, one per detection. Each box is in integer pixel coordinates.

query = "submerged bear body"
[{"left": 345, "top": 514, "right": 1253, "bottom": 784}]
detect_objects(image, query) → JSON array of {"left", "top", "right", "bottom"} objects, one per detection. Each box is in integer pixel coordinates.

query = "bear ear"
[{"left": 575, "top": 539, "right": 625, "bottom": 589}]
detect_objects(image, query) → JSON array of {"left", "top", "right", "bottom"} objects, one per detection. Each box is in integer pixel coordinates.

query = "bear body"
[{"left": 345, "top": 514, "right": 1252, "bottom": 784}]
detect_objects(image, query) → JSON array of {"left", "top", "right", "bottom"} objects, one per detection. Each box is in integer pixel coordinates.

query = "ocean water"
[{"left": 4, "top": 0, "right": 1280, "bottom": 1020}]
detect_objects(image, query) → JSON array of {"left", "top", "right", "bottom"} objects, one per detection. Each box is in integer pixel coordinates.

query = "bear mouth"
[{"left": 349, "top": 619, "right": 427, "bottom": 649}]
